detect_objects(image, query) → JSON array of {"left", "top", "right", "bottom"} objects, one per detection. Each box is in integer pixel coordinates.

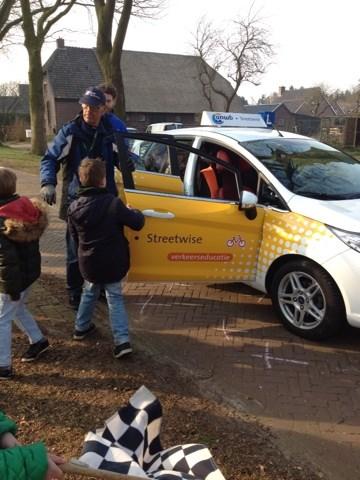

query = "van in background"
[{"left": 145, "top": 122, "right": 183, "bottom": 133}]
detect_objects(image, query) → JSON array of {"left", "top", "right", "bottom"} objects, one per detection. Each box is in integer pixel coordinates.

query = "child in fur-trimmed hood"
[{"left": 0, "top": 168, "right": 49, "bottom": 380}]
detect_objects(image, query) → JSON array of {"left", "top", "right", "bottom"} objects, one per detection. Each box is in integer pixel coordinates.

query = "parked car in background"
[
  {"left": 126, "top": 127, "right": 137, "bottom": 149},
  {"left": 146, "top": 122, "right": 183, "bottom": 133}
]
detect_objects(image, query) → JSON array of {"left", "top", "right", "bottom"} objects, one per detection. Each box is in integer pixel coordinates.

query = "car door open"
[{"left": 114, "top": 132, "right": 265, "bottom": 283}]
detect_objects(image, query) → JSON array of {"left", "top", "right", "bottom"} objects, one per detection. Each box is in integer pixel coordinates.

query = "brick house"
[
  {"left": 269, "top": 86, "right": 344, "bottom": 118},
  {"left": 241, "top": 103, "right": 295, "bottom": 132},
  {"left": 0, "top": 84, "right": 30, "bottom": 141},
  {"left": 43, "top": 39, "right": 244, "bottom": 133},
  {"left": 240, "top": 102, "right": 321, "bottom": 136},
  {"left": 244, "top": 86, "right": 345, "bottom": 137}
]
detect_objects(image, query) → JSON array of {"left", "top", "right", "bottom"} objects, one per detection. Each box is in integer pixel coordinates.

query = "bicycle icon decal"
[{"left": 226, "top": 235, "right": 246, "bottom": 248}]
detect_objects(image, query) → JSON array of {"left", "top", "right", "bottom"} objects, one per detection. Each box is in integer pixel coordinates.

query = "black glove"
[
  {"left": 40, "top": 184, "right": 56, "bottom": 205},
  {"left": 10, "top": 292, "right": 20, "bottom": 301}
]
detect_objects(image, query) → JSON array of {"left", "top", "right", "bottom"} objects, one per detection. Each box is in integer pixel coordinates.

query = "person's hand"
[
  {"left": 0, "top": 432, "right": 19, "bottom": 448},
  {"left": 45, "top": 453, "right": 65, "bottom": 480},
  {"left": 40, "top": 185, "right": 56, "bottom": 205}
]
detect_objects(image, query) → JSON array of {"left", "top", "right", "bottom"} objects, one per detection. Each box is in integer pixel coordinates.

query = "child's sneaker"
[
  {"left": 21, "top": 338, "right": 50, "bottom": 362},
  {"left": 114, "top": 342, "right": 133, "bottom": 358},
  {"left": 0, "top": 367, "right": 13, "bottom": 380},
  {"left": 73, "top": 323, "right": 96, "bottom": 340}
]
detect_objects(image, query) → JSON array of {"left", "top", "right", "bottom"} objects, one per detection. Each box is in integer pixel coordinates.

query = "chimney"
[
  {"left": 18, "top": 84, "right": 29, "bottom": 98},
  {"left": 278, "top": 86, "right": 285, "bottom": 97},
  {"left": 56, "top": 38, "right": 65, "bottom": 48}
]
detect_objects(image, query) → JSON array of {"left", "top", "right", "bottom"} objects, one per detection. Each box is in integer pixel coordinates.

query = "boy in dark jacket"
[
  {"left": 68, "top": 158, "right": 145, "bottom": 358},
  {"left": 0, "top": 410, "right": 65, "bottom": 479},
  {"left": 0, "top": 168, "right": 49, "bottom": 380}
]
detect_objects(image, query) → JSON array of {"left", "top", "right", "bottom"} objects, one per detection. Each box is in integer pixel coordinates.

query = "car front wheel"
[{"left": 270, "top": 259, "right": 345, "bottom": 340}]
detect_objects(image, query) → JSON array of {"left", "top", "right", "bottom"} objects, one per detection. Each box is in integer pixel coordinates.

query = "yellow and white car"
[{"left": 116, "top": 112, "right": 360, "bottom": 340}]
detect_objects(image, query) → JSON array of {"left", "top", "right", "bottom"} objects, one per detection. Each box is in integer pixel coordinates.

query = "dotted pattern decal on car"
[{"left": 257, "top": 211, "right": 336, "bottom": 281}]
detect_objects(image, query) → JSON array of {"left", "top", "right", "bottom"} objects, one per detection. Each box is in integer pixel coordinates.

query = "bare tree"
[
  {"left": 193, "top": 18, "right": 222, "bottom": 110},
  {"left": 0, "top": 0, "right": 17, "bottom": 42},
  {"left": 1, "top": 1, "right": 79, "bottom": 153},
  {"left": 193, "top": 10, "right": 274, "bottom": 112},
  {"left": 347, "top": 81, "right": 360, "bottom": 114},
  {"left": 19, "top": 0, "right": 78, "bottom": 154},
  {"left": 0, "top": 81, "right": 19, "bottom": 96},
  {"left": 94, "top": 0, "right": 164, "bottom": 118}
]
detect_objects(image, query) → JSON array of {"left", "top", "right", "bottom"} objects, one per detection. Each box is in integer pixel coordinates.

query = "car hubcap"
[{"left": 277, "top": 271, "right": 326, "bottom": 330}]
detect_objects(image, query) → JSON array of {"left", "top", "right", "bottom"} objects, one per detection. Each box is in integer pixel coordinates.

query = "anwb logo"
[{"left": 212, "top": 113, "right": 234, "bottom": 125}]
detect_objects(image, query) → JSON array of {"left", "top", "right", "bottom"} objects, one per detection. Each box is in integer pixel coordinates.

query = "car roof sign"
[{"left": 201, "top": 111, "right": 267, "bottom": 128}]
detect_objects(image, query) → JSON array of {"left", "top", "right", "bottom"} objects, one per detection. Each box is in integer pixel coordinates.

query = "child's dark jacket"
[
  {"left": 67, "top": 187, "right": 145, "bottom": 284},
  {"left": 0, "top": 195, "right": 48, "bottom": 300}
]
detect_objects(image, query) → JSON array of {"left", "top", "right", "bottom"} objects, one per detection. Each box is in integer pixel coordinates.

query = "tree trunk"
[
  {"left": 95, "top": 0, "right": 132, "bottom": 120},
  {"left": 111, "top": 0, "right": 132, "bottom": 118},
  {"left": 111, "top": 62, "right": 126, "bottom": 118},
  {"left": 26, "top": 44, "right": 47, "bottom": 154},
  {"left": 20, "top": 0, "right": 47, "bottom": 154},
  {"left": 95, "top": 1, "right": 113, "bottom": 81}
]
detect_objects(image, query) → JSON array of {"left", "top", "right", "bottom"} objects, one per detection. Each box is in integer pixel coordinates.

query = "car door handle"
[{"left": 142, "top": 209, "right": 175, "bottom": 219}]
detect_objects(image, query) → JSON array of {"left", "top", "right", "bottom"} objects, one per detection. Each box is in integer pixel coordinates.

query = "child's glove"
[{"left": 40, "top": 185, "right": 56, "bottom": 205}]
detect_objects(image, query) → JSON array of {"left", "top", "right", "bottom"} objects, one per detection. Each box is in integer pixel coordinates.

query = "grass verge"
[{"left": 0, "top": 144, "right": 40, "bottom": 174}]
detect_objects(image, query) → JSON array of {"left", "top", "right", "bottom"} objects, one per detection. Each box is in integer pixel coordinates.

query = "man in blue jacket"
[{"left": 40, "top": 86, "right": 121, "bottom": 309}]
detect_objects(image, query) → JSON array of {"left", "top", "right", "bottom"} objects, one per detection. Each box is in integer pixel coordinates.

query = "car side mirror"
[{"left": 239, "top": 190, "right": 258, "bottom": 220}]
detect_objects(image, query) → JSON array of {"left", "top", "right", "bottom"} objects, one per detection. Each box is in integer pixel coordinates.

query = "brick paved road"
[{"left": 16, "top": 169, "right": 360, "bottom": 480}]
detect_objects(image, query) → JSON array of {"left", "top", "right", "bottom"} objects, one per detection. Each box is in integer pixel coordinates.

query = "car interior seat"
[
  {"left": 215, "top": 149, "right": 239, "bottom": 201},
  {"left": 199, "top": 164, "right": 219, "bottom": 198},
  {"left": 199, "top": 148, "right": 239, "bottom": 200}
]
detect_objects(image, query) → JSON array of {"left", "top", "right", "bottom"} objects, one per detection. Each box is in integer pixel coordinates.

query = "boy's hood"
[
  {"left": 0, "top": 196, "right": 40, "bottom": 222},
  {"left": 0, "top": 196, "right": 48, "bottom": 242}
]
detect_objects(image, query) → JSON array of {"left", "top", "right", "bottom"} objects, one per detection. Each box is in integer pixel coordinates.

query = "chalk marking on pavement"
[
  {"left": 220, "top": 318, "right": 231, "bottom": 341},
  {"left": 257, "top": 295, "right": 266, "bottom": 303},
  {"left": 215, "top": 318, "right": 249, "bottom": 338},
  {"left": 265, "top": 342, "right": 272, "bottom": 368},
  {"left": 214, "top": 327, "right": 249, "bottom": 333},
  {"left": 252, "top": 349, "right": 309, "bottom": 368},
  {"left": 139, "top": 295, "right": 154, "bottom": 314},
  {"left": 167, "top": 283, "right": 191, "bottom": 292},
  {"left": 134, "top": 301, "right": 205, "bottom": 309},
  {"left": 173, "top": 302, "right": 205, "bottom": 307}
]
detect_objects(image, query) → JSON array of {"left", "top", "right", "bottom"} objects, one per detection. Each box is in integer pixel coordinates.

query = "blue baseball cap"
[{"left": 79, "top": 87, "right": 106, "bottom": 107}]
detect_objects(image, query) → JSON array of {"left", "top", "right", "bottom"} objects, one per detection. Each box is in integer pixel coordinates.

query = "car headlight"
[{"left": 327, "top": 226, "right": 360, "bottom": 253}]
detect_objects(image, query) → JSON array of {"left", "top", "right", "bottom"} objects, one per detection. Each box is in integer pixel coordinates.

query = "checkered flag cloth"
[{"left": 78, "top": 385, "right": 225, "bottom": 480}]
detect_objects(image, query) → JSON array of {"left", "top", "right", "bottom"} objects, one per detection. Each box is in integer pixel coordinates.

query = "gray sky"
[{"left": 1, "top": 0, "right": 359, "bottom": 103}]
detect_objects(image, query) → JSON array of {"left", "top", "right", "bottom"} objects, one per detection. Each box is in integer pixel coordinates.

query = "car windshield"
[{"left": 242, "top": 138, "right": 360, "bottom": 200}]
